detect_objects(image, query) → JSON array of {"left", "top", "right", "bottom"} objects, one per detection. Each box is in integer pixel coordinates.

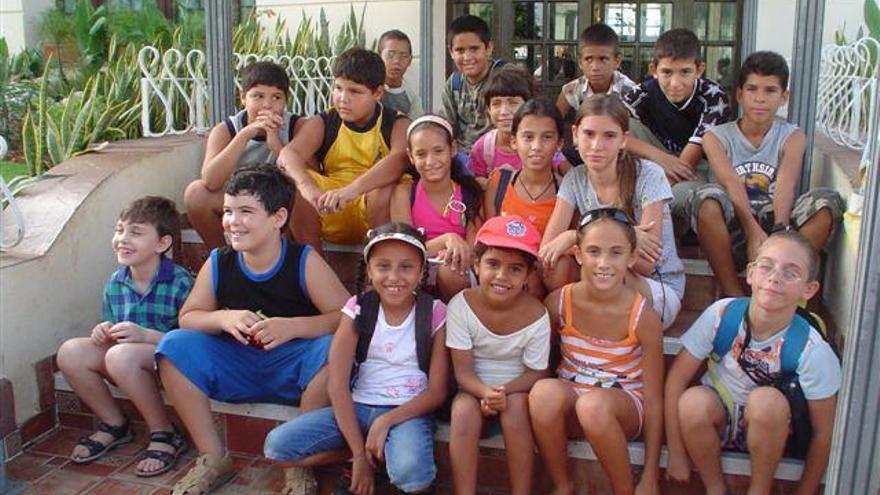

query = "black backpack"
[{"left": 353, "top": 290, "right": 435, "bottom": 376}]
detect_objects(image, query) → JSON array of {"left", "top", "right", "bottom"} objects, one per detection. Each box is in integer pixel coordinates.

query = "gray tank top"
[
  {"left": 224, "top": 109, "right": 298, "bottom": 168},
  {"left": 708, "top": 118, "right": 799, "bottom": 207}
]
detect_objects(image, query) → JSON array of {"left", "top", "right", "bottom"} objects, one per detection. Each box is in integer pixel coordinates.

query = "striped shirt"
[
  {"left": 556, "top": 284, "right": 647, "bottom": 398},
  {"left": 101, "top": 257, "right": 193, "bottom": 333}
]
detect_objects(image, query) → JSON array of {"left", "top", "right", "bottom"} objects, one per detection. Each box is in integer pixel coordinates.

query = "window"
[{"left": 449, "top": 0, "right": 742, "bottom": 100}]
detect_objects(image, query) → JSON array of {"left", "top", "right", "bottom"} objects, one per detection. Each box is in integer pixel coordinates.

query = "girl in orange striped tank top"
[{"left": 529, "top": 209, "right": 664, "bottom": 495}]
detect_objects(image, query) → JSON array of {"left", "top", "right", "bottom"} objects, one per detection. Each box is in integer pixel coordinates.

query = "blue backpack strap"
[
  {"left": 493, "top": 169, "right": 514, "bottom": 213},
  {"left": 711, "top": 297, "right": 750, "bottom": 362},
  {"left": 780, "top": 314, "right": 810, "bottom": 376},
  {"left": 451, "top": 71, "right": 463, "bottom": 93}
]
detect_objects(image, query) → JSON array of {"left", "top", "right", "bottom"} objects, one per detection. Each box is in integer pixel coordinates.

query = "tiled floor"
[{"left": 5, "top": 426, "right": 286, "bottom": 494}]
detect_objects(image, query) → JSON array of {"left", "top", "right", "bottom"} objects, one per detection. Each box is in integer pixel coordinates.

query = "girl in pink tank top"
[
  {"left": 391, "top": 115, "right": 483, "bottom": 301},
  {"left": 530, "top": 209, "right": 664, "bottom": 495}
]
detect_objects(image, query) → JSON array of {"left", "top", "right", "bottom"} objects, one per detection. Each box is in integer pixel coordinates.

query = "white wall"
[
  {"left": 0, "top": 0, "right": 54, "bottom": 53},
  {"left": 755, "top": 0, "right": 868, "bottom": 62},
  {"left": 256, "top": 0, "right": 423, "bottom": 94},
  {"left": 0, "top": 136, "right": 204, "bottom": 422}
]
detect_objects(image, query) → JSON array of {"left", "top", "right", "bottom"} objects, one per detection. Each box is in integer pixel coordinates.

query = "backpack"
[
  {"left": 450, "top": 59, "right": 507, "bottom": 106},
  {"left": 709, "top": 297, "right": 812, "bottom": 458},
  {"left": 353, "top": 290, "right": 435, "bottom": 376},
  {"left": 492, "top": 168, "right": 515, "bottom": 213}
]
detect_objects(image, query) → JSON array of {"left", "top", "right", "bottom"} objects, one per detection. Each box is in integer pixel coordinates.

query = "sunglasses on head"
[{"left": 578, "top": 208, "right": 633, "bottom": 230}]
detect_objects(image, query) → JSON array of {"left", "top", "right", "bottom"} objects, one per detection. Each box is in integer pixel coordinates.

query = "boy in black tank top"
[{"left": 156, "top": 165, "right": 350, "bottom": 494}]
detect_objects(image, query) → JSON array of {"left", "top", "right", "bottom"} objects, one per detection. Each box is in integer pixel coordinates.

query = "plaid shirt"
[{"left": 101, "top": 257, "right": 193, "bottom": 333}]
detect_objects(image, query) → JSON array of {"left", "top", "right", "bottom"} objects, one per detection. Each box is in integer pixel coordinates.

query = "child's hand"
[
  {"left": 257, "top": 110, "right": 285, "bottom": 151},
  {"left": 297, "top": 183, "right": 323, "bottom": 211},
  {"left": 109, "top": 321, "right": 148, "bottom": 343},
  {"left": 745, "top": 225, "right": 768, "bottom": 262},
  {"left": 657, "top": 155, "right": 696, "bottom": 183},
  {"left": 220, "top": 310, "right": 262, "bottom": 345},
  {"left": 249, "top": 317, "right": 292, "bottom": 350},
  {"left": 317, "top": 185, "right": 357, "bottom": 215},
  {"left": 539, "top": 234, "right": 574, "bottom": 270},
  {"left": 665, "top": 450, "right": 692, "bottom": 483},
  {"left": 351, "top": 453, "right": 375, "bottom": 495},
  {"left": 634, "top": 222, "right": 662, "bottom": 264},
  {"left": 481, "top": 385, "right": 507, "bottom": 414},
  {"left": 442, "top": 234, "right": 473, "bottom": 275},
  {"left": 364, "top": 416, "right": 391, "bottom": 465},
  {"left": 90, "top": 321, "right": 114, "bottom": 345}
]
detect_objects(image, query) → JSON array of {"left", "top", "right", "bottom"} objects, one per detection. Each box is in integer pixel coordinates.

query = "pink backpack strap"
[{"left": 482, "top": 129, "right": 498, "bottom": 173}]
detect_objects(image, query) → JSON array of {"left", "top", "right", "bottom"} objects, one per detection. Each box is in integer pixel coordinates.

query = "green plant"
[
  {"left": 37, "top": 8, "right": 75, "bottom": 49},
  {"left": 73, "top": 0, "right": 109, "bottom": 77},
  {"left": 106, "top": 2, "right": 173, "bottom": 49}
]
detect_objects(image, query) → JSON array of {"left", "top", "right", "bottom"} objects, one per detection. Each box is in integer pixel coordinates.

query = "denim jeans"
[{"left": 264, "top": 403, "right": 436, "bottom": 493}]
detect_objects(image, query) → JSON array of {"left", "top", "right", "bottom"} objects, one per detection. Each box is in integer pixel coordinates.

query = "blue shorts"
[
  {"left": 155, "top": 329, "right": 332, "bottom": 405},
  {"left": 264, "top": 404, "right": 436, "bottom": 493}
]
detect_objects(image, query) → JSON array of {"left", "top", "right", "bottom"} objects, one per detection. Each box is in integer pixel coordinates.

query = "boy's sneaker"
[{"left": 283, "top": 466, "right": 317, "bottom": 495}]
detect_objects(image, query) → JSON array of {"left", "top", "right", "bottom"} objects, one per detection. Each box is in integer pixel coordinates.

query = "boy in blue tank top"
[
  {"left": 689, "top": 52, "right": 843, "bottom": 296},
  {"left": 157, "top": 164, "right": 350, "bottom": 495},
  {"left": 185, "top": 62, "right": 304, "bottom": 249}
]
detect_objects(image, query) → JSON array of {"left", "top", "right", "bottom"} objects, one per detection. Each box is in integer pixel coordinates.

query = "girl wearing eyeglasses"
[
  {"left": 531, "top": 209, "right": 665, "bottom": 495},
  {"left": 391, "top": 115, "right": 483, "bottom": 301},
  {"left": 540, "top": 94, "right": 685, "bottom": 329}
]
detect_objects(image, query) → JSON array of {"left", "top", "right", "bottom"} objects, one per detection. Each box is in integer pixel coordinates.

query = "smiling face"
[
  {"left": 112, "top": 220, "right": 171, "bottom": 268},
  {"left": 652, "top": 57, "right": 704, "bottom": 104},
  {"left": 407, "top": 125, "right": 455, "bottom": 184},
  {"left": 738, "top": 73, "right": 788, "bottom": 126},
  {"left": 487, "top": 96, "right": 525, "bottom": 133},
  {"left": 222, "top": 193, "right": 286, "bottom": 253},
  {"left": 473, "top": 246, "right": 531, "bottom": 305},
  {"left": 241, "top": 83, "right": 287, "bottom": 123},
  {"left": 513, "top": 114, "right": 561, "bottom": 171},
  {"left": 575, "top": 219, "right": 635, "bottom": 291},
  {"left": 367, "top": 240, "right": 424, "bottom": 308},
  {"left": 573, "top": 114, "right": 627, "bottom": 174},
  {"left": 332, "top": 77, "right": 382, "bottom": 125},
  {"left": 746, "top": 237, "right": 820, "bottom": 312},
  {"left": 449, "top": 32, "right": 493, "bottom": 82},
  {"left": 578, "top": 44, "right": 620, "bottom": 92}
]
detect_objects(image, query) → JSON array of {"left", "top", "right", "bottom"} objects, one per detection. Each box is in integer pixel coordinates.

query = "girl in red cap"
[
  {"left": 446, "top": 215, "right": 551, "bottom": 495},
  {"left": 391, "top": 114, "right": 483, "bottom": 302},
  {"left": 530, "top": 209, "right": 664, "bottom": 495}
]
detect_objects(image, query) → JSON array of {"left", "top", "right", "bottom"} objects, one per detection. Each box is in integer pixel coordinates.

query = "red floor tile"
[
  {"left": 5, "top": 452, "right": 56, "bottom": 482},
  {"left": 81, "top": 478, "right": 158, "bottom": 495},
  {"left": 20, "top": 469, "right": 101, "bottom": 495}
]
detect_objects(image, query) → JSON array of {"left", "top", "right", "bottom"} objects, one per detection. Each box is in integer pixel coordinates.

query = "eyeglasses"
[
  {"left": 578, "top": 207, "right": 632, "bottom": 230},
  {"left": 382, "top": 50, "right": 412, "bottom": 61},
  {"left": 749, "top": 260, "right": 805, "bottom": 284}
]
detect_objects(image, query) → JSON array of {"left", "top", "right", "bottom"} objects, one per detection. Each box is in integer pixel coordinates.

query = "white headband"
[{"left": 406, "top": 115, "right": 454, "bottom": 140}]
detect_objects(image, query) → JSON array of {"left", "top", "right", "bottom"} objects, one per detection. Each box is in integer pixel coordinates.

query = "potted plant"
[{"left": 38, "top": 7, "right": 77, "bottom": 65}]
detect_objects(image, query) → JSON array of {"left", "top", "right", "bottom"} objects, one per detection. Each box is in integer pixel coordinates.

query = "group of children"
[{"left": 55, "top": 12, "right": 844, "bottom": 495}]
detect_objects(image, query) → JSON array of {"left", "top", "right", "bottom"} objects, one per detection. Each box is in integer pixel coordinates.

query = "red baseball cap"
[{"left": 475, "top": 216, "right": 541, "bottom": 258}]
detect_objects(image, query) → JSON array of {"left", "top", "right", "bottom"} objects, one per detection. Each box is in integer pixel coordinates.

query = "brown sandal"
[{"left": 171, "top": 453, "right": 233, "bottom": 495}]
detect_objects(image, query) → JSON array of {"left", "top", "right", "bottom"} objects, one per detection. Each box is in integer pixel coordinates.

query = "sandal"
[
  {"left": 171, "top": 453, "right": 233, "bottom": 495},
  {"left": 135, "top": 427, "right": 189, "bottom": 478},
  {"left": 282, "top": 466, "right": 317, "bottom": 495},
  {"left": 70, "top": 417, "right": 132, "bottom": 464}
]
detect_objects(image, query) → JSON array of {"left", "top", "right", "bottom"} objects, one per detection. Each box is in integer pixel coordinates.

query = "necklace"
[{"left": 517, "top": 172, "right": 555, "bottom": 202}]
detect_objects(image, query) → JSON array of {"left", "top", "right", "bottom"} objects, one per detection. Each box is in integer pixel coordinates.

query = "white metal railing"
[
  {"left": 138, "top": 46, "right": 335, "bottom": 137},
  {"left": 0, "top": 135, "right": 26, "bottom": 250},
  {"left": 816, "top": 37, "right": 879, "bottom": 152}
]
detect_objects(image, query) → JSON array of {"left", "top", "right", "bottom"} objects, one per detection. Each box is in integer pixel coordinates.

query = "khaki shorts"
[{"left": 688, "top": 184, "right": 844, "bottom": 268}]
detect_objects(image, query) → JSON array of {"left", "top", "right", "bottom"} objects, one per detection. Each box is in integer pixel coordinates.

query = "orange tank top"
[
  {"left": 556, "top": 284, "right": 646, "bottom": 397},
  {"left": 491, "top": 169, "right": 556, "bottom": 235}
]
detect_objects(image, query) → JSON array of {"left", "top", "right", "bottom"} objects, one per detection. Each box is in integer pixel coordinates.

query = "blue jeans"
[{"left": 264, "top": 403, "right": 436, "bottom": 493}]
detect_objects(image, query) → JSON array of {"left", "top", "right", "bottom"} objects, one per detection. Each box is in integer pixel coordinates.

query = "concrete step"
[{"left": 53, "top": 372, "right": 811, "bottom": 486}]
